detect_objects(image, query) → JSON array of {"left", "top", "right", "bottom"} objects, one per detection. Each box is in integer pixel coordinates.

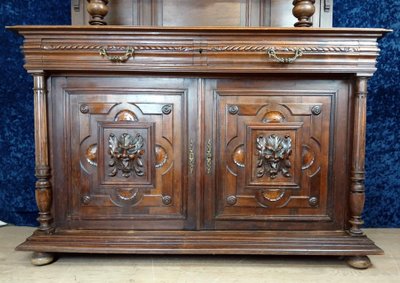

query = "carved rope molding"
[{"left": 42, "top": 44, "right": 359, "bottom": 53}]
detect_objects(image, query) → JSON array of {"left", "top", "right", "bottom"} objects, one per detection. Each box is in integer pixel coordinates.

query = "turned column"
[
  {"left": 87, "top": 0, "right": 109, "bottom": 25},
  {"left": 292, "top": 0, "right": 316, "bottom": 27},
  {"left": 33, "top": 73, "right": 53, "bottom": 233},
  {"left": 349, "top": 77, "right": 369, "bottom": 236}
]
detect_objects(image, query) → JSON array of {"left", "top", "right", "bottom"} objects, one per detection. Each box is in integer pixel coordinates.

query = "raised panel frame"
[
  {"left": 202, "top": 77, "right": 350, "bottom": 230},
  {"left": 49, "top": 76, "right": 198, "bottom": 230}
]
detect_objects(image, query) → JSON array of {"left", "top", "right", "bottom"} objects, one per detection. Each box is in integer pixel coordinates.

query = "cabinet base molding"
[{"left": 18, "top": 230, "right": 382, "bottom": 257}]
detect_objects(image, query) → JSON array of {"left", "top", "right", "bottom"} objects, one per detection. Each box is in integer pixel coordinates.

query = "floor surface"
[{"left": 0, "top": 226, "right": 399, "bottom": 283}]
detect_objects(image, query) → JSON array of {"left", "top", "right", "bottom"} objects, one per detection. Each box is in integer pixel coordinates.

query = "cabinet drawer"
[{"left": 14, "top": 26, "right": 374, "bottom": 74}]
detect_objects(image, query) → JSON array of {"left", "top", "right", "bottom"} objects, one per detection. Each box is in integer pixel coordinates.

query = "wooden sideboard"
[{"left": 9, "top": 26, "right": 389, "bottom": 268}]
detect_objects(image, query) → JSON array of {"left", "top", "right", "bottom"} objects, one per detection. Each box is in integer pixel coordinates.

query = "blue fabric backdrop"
[{"left": 0, "top": 0, "right": 399, "bottom": 227}]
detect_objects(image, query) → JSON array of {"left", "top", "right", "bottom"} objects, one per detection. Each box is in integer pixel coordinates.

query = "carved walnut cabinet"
[{"left": 9, "top": 25, "right": 389, "bottom": 268}]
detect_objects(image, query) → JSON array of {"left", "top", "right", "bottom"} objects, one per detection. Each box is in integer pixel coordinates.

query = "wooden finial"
[
  {"left": 87, "top": 0, "right": 109, "bottom": 25},
  {"left": 292, "top": 0, "right": 316, "bottom": 27}
]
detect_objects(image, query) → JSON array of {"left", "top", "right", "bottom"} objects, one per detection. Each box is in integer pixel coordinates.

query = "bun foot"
[
  {"left": 346, "top": 256, "right": 371, "bottom": 269},
  {"left": 31, "top": 252, "right": 55, "bottom": 266}
]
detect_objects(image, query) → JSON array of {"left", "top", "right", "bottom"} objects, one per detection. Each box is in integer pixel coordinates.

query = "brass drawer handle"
[
  {"left": 267, "top": 48, "right": 303, "bottom": 64},
  {"left": 99, "top": 47, "right": 134, "bottom": 63}
]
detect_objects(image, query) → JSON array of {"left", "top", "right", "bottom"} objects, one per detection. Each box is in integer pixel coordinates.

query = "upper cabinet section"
[{"left": 72, "top": 0, "right": 333, "bottom": 27}]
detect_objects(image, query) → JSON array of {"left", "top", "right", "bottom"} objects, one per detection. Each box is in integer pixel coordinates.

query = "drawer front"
[
  {"left": 17, "top": 27, "right": 382, "bottom": 76},
  {"left": 51, "top": 77, "right": 197, "bottom": 230},
  {"left": 203, "top": 78, "right": 351, "bottom": 230}
]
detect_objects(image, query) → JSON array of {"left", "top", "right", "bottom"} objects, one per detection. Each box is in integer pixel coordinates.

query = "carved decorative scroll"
[
  {"left": 256, "top": 134, "right": 292, "bottom": 179},
  {"left": 108, "top": 133, "right": 145, "bottom": 178}
]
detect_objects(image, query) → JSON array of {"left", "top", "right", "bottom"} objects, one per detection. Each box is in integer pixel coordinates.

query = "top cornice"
[{"left": 8, "top": 25, "right": 391, "bottom": 37}]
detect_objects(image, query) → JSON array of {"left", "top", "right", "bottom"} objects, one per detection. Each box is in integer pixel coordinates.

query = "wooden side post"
[
  {"left": 349, "top": 77, "right": 368, "bottom": 236},
  {"left": 33, "top": 73, "right": 53, "bottom": 233}
]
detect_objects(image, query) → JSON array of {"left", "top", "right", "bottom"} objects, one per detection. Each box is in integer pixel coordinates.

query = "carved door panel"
[
  {"left": 203, "top": 78, "right": 350, "bottom": 230},
  {"left": 51, "top": 77, "right": 197, "bottom": 230}
]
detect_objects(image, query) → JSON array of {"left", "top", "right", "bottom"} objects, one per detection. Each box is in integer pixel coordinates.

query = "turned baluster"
[
  {"left": 292, "top": 0, "right": 316, "bottom": 27},
  {"left": 33, "top": 73, "right": 53, "bottom": 234},
  {"left": 349, "top": 77, "right": 369, "bottom": 236},
  {"left": 87, "top": 0, "right": 109, "bottom": 25}
]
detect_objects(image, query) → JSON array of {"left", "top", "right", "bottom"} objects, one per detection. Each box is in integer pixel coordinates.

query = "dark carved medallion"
[
  {"left": 226, "top": 195, "right": 237, "bottom": 206},
  {"left": 309, "top": 196, "right": 319, "bottom": 207},
  {"left": 256, "top": 134, "right": 292, "bottom": 179},
  {"left": 162, "top": 104, "right": 173, "bottom": 115},
  {"left": 162, "top": 195, "right": 172, "bottom": 205},
  {"left": 81, "top": 195, "right": 91, "bottom": 205},
  {"left": 108, "top": 133, "right": 145, "bottom": 178},
  {"left": 80, "top": 104, "right": 89, "bottom": 114},
  {"left": 228, "top": 105, "right": 239, "bottom": 115},
  {"left": 311, "top": 105, "right": 322, "bottom": 115}
]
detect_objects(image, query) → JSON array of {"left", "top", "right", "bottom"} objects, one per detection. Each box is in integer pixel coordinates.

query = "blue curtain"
[{"left": 0, "top": 0, "right": 399, "bottom": 227}]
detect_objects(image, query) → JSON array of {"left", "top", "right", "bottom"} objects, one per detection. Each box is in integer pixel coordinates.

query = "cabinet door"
[
  {"left": 203, "top": 78, "right": 350, "bottom": 230},
  {"left": 51, "top": 77, "right": 197, "bottom": 230}
]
